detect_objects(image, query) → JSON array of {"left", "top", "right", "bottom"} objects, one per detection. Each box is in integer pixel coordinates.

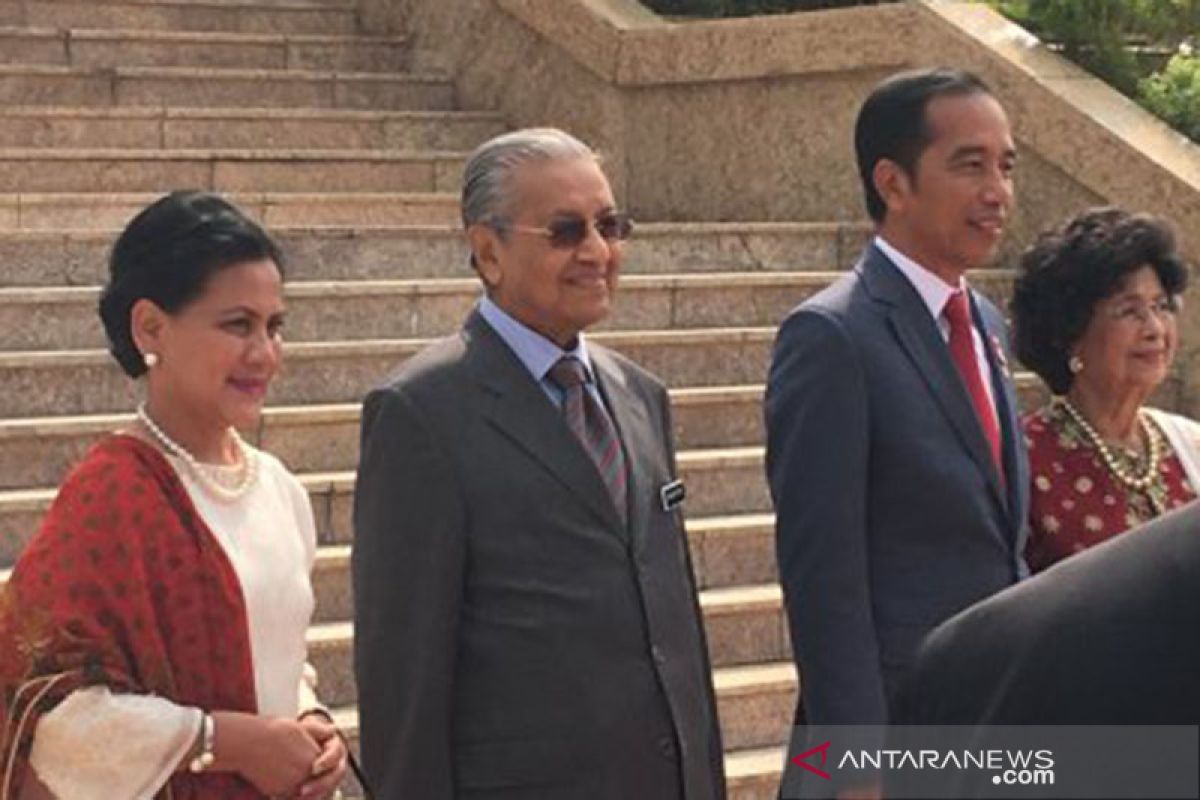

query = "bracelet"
[
  {"left": 298, "top": 707, "right": 333, "bottom": 724},
  {"left": 189, "top": 712, "right": 216, "bottom": 773}
]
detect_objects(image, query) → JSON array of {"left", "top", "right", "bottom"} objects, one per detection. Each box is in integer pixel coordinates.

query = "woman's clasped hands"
[{"left": 211, "top": 711, "right": 349, "bottom": 798}]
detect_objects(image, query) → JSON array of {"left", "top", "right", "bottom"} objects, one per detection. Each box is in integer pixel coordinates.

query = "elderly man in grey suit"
[
  {"left": 352, "top": 128, "right": 726, "bottom": 800},
  {"left": 766, "top": 68, "right": 1031, "bottom": 795}
]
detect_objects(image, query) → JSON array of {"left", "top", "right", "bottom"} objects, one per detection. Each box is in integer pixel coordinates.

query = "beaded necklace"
[
  {"left": 1056, "top": 397, "right": 1166, "bottom": 515},
  {"left": 136, "top": 403, "right": 259, "bottom": 502}
]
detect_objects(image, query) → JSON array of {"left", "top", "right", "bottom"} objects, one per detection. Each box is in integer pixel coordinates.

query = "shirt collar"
[
  {"left": 478, "top": 295, "right": 594, "bottom": 383},
  {"left": 874, "top": 235, "right": 966, "bottom": 320}
]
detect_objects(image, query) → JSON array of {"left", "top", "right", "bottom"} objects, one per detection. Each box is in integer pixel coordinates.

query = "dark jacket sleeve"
[
  {"left": 765, "top": 307, "right": 886, "bottom": 724},
  {"left": 352, "top": 385, "right": 466, "bottom": 798}
]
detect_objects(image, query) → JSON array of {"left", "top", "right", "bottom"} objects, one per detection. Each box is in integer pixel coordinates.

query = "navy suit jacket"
[{"left": 765, "top": 244, "right": 1030, "bottom": 727}]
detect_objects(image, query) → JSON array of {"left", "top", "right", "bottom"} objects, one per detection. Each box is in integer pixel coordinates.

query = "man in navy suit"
[{"left": 765, "top": 68, "right": 1031, "bottom": 790}]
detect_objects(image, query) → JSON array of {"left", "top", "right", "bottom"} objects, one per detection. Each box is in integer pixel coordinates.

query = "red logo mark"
[{"left": 791, "top": 740, "right": 832, "bottom": 780}]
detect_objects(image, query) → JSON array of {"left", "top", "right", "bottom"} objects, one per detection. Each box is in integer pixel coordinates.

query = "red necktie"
[
  {"left": 548, "top": 357, "right": 629, "bottom": 524},
  {"left": 944, "top": 290, "right": 1004, "bottom": 478}
]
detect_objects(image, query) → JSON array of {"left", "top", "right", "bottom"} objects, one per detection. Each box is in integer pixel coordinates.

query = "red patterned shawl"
[{"left": 0, "top": 435, "right": 262, "bottom": 798}]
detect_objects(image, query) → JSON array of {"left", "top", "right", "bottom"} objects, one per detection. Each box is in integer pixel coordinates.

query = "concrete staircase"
[{"left": 0, "top": 3, "right": 1033, "bottom": 797}]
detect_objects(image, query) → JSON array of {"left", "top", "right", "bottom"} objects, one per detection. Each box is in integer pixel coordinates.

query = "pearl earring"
[
  {"left": 144, "top": 352, "right": 159, "bottom": 369},
  {"left": 1068, "top": 355, "right": 1083, "bottom": 374}
]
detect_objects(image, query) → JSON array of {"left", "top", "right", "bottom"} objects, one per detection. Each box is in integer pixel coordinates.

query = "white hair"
[{"left": 460, "top": 127, "right": 597, "bottom": 233}]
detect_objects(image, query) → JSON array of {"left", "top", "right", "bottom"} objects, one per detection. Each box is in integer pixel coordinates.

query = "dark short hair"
[
  {"left": 854, "top": 67, "right": 993, "bottom": 223},
  {"left": 98, "top": 190, "right": 285, "bottom": 378},
  {"left": 1011, "top": 207, "right": 1189, "bottom": 395}
]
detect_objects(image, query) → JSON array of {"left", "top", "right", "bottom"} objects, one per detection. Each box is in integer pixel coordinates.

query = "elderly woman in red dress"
[
  {"left": 1012, "top": 207, "right": 1197, "bottom": 573},
  {"left": 0, "top": 192, "right": 348, "bottom": 799}
]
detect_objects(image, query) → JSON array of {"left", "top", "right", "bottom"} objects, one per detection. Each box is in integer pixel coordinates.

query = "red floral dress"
[{"left": 1024, "top": 402, "right": 1196, "bottom": 573}]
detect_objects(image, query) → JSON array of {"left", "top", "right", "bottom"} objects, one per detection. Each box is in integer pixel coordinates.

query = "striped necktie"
[{"left": 547, "top": 356, "right": 629, "bottom": 525}]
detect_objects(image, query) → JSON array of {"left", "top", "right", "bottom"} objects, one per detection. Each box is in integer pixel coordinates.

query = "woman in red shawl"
[{"left": 0, "top": 192, "right": 347, "bottom": 799}]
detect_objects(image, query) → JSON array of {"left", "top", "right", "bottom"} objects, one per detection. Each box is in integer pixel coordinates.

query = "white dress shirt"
[{"left": 874, "top": 235, "right": 998, "bottom": 413}]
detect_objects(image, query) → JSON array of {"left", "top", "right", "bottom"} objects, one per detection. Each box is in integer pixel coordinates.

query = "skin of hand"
[
  {"left": 293, "top": 714, "right": 350, "bottom": 799},
  {"left": 207, "top": 711, "right": 322, "bottom": 796}
]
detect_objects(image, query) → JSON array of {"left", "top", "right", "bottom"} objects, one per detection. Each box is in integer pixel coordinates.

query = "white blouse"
[{"left": 28, "top": 445, "right": 319, "bottom": 800}]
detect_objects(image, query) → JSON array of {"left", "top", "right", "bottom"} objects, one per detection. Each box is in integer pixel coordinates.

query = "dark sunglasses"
[{"left": 508, "top": 212, "right": 633, "bottom": 248}]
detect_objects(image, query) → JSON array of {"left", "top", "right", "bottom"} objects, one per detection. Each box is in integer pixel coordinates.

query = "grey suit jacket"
[
  {"left": 765, "top": 244, "right": 1030, "bottom": 728},
  {"left": 352, "top": 310, "right": 726, "bottom": 800}
]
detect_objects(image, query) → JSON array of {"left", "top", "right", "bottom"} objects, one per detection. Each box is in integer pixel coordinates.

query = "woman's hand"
[
  {"left": 294, "top": 713, "right": 349, "bottom": 799},
  {"left": 210, "top": 712, "right": 321, "bottom": 796}
]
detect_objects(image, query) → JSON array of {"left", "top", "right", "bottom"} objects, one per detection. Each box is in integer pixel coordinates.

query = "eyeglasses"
[
  {"left": 1104, "top": 296, "right": 1180, "bottom": 326},
  {"left": 506, "top": 212, "right": 633, "bottom": 249}
]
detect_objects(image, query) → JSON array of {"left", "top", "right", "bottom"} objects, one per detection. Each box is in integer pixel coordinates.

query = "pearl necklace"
[
  {"left": 136, "top": 403, "right": 259, "bottom": 502},
  {"left": 1057, "top": 397, "right": 1163, "bottom": 495}
]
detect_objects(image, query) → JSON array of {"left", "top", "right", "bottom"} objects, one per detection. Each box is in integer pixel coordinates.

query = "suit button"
[
  {"left": 658, "top": 736, "right": 678, "bottom": 760},
  {"left": 651, "top": 645, "right": 665, "bottom": 665}
]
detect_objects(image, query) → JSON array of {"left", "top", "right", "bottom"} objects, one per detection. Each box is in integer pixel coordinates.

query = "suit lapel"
[
  {"left": 862, "top": 248, "right": 1010, "bottom": 518},
  {"left": 591, "top": 347, "right": 653, "bottom": 549},
  {"left": 464, "top": 312, "right": 627, "bottom": 536}
]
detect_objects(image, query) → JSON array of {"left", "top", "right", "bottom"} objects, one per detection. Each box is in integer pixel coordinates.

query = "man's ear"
[
  {"left": 872, "top": 158, "right": 913, "bottom": 217},
  {"left": 468, "top": 224, "right": 504, "bottom": 290},
  {"left": 130, "top": 297, "right": 167, "bottom": 356}
]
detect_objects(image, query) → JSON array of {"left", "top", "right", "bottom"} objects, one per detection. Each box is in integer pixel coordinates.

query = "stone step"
[
  {"left": 305, "top": 516, "right": 777, "bottom": 627},
  {"left": 48, "top": 0, "right": 357, "bottom": 6},
  {"left": 0, "top": 65, "right": 454, "bottom": 110},
  {"left": 309, "top": 533, "right": 781, "bottom": 621},
  {"left": 0, "top": 191, "right": 463, "bottom": 231},
  {"left": 0, "top": 148, "right": 465, "bottom": 193},
  {"left": 0, "top": 106, "right": 504, "bottom": 151},
  {"left": 0, "top": 222, "right": 869, "bottom": 287},
  {"left": 306, "top": 585, "right": 788, "bottom": 708},
  {"left": 0, "top": 385, "right": 767, "bottom": 490},
  {"left": 0, "top": 554, "right": 786, "bottom": 661},
  {"left": 711, "top": 662, "right": 798, "bottom": 751},
  {"left": 689, "top": 512, "right": 778, "bottom": 590},
  {"left": 1, "top": 270, "right": 1002, "bottom": 350},
  {"left": 0, "top": 447, "right": 774, "bottom": 565},
  {"left": 0, "top": 327, "right": 778, "bottom": 417},
  {"left": 326, "top": 661, "right": 797, "bottom": 753},
  {"left": 726, "top": 747, "right": 786, "bottom": 800},
  {"left": 0, "top": 351, "right": 1052, "bottom": 558},
  {"left": 0, "top": 325, "right": 1049, "bottom": 420},
  {"left": 0, "top": 27, "right": 408, "bottom": 72},
  {"left": 0, "top": 508, "right": 774, "bottom": 589},
  {"left": 0, "top": 0, "right": 359, "bottom": 35}
]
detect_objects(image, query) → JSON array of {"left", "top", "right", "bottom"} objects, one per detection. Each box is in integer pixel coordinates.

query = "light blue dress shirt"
[{"left": 477, "top": 296, "right": 604, "bottom": 409}]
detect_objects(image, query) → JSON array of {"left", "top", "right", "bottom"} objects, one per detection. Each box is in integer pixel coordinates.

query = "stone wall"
[{"left": 357, "top": 0, "right": 1200, "bottom": 410}]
